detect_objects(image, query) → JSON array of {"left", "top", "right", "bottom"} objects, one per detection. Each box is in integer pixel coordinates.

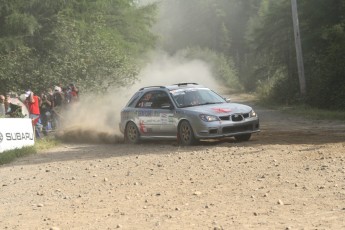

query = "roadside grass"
[
  {"left": 0, "top": 137, "right": 59, "bottom": 165},
  {"left": 280, "top": 105, "right": 345, "bottom": 121},
  {"left": 257, "top": 98, "right": 345, "bottom": 121},
  {"left": 216, "top": 91, "right": 345, "bottom": 122}
]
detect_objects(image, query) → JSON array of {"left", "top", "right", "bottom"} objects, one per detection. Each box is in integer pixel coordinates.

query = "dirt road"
[{"left": 1, "top": 95, "right": 345, "bottom": 230}]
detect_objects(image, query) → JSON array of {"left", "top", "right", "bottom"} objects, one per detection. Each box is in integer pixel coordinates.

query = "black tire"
[
  {"left": 234, "top": 133, "right": 252, "bottom": 142},
  {"left": 125, "top": 122, "right": 140, "bottom": 144},
  {"left": 178, "top": 120, "right": 197, "bottom": 146}
]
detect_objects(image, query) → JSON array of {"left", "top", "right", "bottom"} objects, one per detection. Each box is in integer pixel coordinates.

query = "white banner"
[{"left": 0, "top": 118, "right": 35, "bottom": 153}]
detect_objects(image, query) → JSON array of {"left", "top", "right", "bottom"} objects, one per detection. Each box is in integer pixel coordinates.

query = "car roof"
[{"left": 138, "top": 83, "right": 205, "bottom": 92}]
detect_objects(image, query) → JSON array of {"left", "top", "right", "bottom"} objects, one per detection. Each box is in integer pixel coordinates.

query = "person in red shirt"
[
  {"left": 69, "top": 83, "right": 79, "bottom": 103},
  {"left": 25, "top": 90, "right": 42, "bottom": 138}
]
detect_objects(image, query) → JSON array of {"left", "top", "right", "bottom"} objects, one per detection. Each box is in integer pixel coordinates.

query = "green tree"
[
  {"left": 0, "top": 0, "right": 157, "bottom": 94},
  {"left": 245, "top": 0, "right": 299, "bottom": 103},
  {"left": 298, "top": 0, "right": 345, "bottom": 109},
  {"left": 246, "top": 0, "right": 345, "bottom": 108}
]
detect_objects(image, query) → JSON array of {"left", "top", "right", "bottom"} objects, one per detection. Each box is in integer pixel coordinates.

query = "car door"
[
  {"left": 134, "top": 91, "right": 157, "bottom": 136},
  {"left": 135, "top": 90, "right": 176, "bottom": 137},
  {"left": 151, "top": 92, "right": 176, "bottom": 137}
]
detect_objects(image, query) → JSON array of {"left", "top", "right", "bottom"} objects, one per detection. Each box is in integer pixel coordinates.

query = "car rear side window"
[
  {"left": 127, "top": 92, "right": 141, "bottom": 107},
  {"left": 136, "top": 92, "right": 155, "bottom": 108}
]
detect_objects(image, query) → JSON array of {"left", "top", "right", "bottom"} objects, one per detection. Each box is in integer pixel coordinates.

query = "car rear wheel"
[
  {"left": 125, "top": 122, "right": 140, "bottom": 144},
  {"left": 234, "top": 133, "right": 251, "bottom": 142},
  {"left": 178, "top": 120, "right": 197, "bottom": 146}
]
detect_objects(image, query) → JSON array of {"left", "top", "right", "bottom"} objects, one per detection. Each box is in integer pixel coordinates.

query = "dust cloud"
[{"left": 57, "top": 53, "right": 220, "bottom": 144}]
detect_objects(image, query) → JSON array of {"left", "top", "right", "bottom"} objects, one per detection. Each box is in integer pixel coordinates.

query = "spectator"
[
  {"left": 3, "top": 93, "right": 29, "bottom": 118},
  {"left": 40, "top": 91, "right": 53, "bottom": 134},
  {"left": 0, "top": 95, "right": 5, "bottom": 117},
  {"left": 46, "top": 88, "right": 55, "bottom": 108},
  {"left": 25, "top": 90, "right": 42, "bottom": 138},
  {"left": 4, "top": 94, "right": 10, "bottom": 113},
  {"left": 52, "top": 86, "right": 64, "bottom": 129},
  {"left": 7, "top": 103, "right": 23, "bottom": 117},
  {"left": 62, "top": 86, "right": 71, "bottom": 104},
  {"left": 53, "top": 86, "right": 64, "bottom": 107},
  {"left": 69, "top": 83, "right": 79, "bottom": 102}
]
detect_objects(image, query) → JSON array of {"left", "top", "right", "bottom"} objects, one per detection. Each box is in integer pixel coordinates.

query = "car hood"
[{"left": 182, "top": 103, "right": 252, "bottom": 116}]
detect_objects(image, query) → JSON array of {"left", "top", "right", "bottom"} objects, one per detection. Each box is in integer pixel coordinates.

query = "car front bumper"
[{"left": 192, "top": 118, "right": 260, "bottom": 139}]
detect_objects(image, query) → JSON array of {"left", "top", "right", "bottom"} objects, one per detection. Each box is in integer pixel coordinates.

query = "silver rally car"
[{"left": 120, "top": 83, "right": 260, "bottom": 145}]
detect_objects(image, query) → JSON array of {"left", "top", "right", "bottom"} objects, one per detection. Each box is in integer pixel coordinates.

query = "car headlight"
[
  {"left": 199, "top": 114, "right": 219, "bottom": 122},
  {"left": 249, "top": 110, "right": 257, "bottom": 117}
]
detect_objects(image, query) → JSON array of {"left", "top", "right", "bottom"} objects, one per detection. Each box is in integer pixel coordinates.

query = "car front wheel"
[
  {"left": 178, "top": 120, "right": 197, "bottom": 146},
  {"left": 125, "top": 121, "right": 140, "bottom": 144},
  {"left": 234, "top": 133, "right": 251, "bottom": 142}
]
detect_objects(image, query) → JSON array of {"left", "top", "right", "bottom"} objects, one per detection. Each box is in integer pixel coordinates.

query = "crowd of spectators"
[{"left": 0, "top": 83, "right": 79, "bottom": 138}]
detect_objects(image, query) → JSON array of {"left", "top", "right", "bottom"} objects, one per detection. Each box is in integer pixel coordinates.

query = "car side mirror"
[{"left": 225, "top": 98, "right": 231, "bottom": 103}]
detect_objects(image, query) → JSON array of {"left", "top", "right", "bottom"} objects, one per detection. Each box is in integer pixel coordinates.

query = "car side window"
[
  {"left": 136, "top": 91, "right": 172, "bottom": 109},
  {"left": 151, "top": 92, "right": 172, "bottom": 109}
]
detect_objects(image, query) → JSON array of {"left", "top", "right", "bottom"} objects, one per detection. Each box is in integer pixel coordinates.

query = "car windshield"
[{"left": 170, "top": 88, "right": 226, "bottom": 108}]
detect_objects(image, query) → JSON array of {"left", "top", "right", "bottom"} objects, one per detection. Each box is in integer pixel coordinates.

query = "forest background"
[{"left": 0, "top": 0, "right": 344, "bottom": 110}]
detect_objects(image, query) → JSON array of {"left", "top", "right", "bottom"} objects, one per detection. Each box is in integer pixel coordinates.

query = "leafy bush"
[{"left": 256, "top": 68, "right": 300, "bottom": 105}]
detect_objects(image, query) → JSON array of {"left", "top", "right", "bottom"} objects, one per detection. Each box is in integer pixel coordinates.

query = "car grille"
[
  {"left": 219, "top": 113, "right": 249, "bottom": 122},
  {"left": 222, "top": 124, "right": 253, "bottom": 134}
]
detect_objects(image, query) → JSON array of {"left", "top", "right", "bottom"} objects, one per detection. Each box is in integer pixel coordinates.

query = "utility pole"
[{"left": 291, "top": 0, "right": 306, "bottom": 97}]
